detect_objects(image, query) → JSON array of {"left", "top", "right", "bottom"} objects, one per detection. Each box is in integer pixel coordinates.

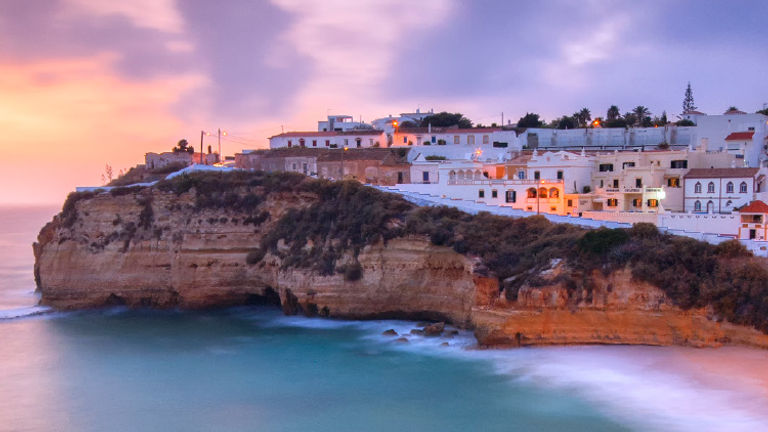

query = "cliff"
[{"left": 34, "top": 171, "right": 768, "bottom": 348}]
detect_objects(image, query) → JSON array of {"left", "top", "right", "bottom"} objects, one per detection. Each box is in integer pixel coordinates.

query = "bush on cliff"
[{"left": 65, "top": 170, "right": 768, "bottom": 334}]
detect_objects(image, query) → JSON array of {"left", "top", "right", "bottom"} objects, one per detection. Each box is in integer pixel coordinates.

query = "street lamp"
[
  {"left": 200, "top": 130, "right": 211, "bottom": 164},
  {"left": 341, "top": 145, "right": 349, "bottom": 180},
  {"left": 217, "top": 128, "right": 227, "bottom": 163}
]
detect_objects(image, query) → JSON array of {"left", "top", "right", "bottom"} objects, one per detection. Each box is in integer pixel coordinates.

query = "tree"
[
  {"left": 726, "top": 106, "right": 740, "bottom": 112},
  {"left": 101, "top": 164, "right": 114, "bottom": 185},
  {"left": 606, "top": 105, "right": 620, "bottom": 121},
  {"left": 516, "top": 113, "right": 543, "bottom": 128},
  {"left": 173, "top": 139, "right": 193, "bottom": 153},
  {"left": 652, "top": 111, "right": 668, "bottom": 127},
  {"left": 632, "top": 106, "right": 651, "bottom": 127},
  {"left": 570, "top": 107, "right": 591, "bottom": 128},
  {"left": 757, "top": 108, "right": 768, "bottom": 116},
  {"left": 550, "top": 115, "right": 578, "bottom": 129},
  {"left": 683, "top": 82, "right": 697, "bottom": 113},
  {"left": 623, "top": 112, "right": 637, "bottom": 127},
  {"left": 419, "top": 112, "right": 472, "bottom": 129},
  {"left": 398, "top": 121, "right": 417, "bottom": 129}
]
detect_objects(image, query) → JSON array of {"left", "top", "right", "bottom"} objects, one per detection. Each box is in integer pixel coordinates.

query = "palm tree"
[
  {"left": 579, "top": 107, "right": 591, "bottom": 127},
  {"left": 606, "top": 105, "right": 620, "bottom": 121},
  {"left": 632, "top": 106, "right": 651, "bottom": 127}
]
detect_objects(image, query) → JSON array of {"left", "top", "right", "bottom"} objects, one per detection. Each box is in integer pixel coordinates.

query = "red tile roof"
[
  {"left": 684, "top": 167, "right": 759, "bottom": 179},
  {"left": 724, "top": 131, "right": 755, "bottom": 141},
  {"left": 738, "top": 200, "right": 768, "bottom": 214}
]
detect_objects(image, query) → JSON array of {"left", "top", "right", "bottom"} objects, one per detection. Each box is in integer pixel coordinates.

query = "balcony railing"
[{"left": 447, "top": 179, "right": 564, "bottom": 186}]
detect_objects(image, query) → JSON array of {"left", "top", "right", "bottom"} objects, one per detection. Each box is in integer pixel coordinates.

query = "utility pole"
[
  {"left": 200, "top": 130, "right": 205, "bottom": 165},
  {"left": 501, "top": 112, "right": 504, "bottom": 127}
]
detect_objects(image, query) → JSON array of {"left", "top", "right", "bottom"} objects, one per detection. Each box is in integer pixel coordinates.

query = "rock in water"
[
  {"left": 382, "top": 329, "right": 398, "bottom": 336},
  {"left": 395, "top": 337, "right": 409, "bottom": 343},
  {"left": 423, "top": 322, "right": 445, "bottom": 337}
]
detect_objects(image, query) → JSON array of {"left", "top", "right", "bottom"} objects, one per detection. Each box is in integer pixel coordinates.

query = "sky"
[{"left": 1, "top": 0, "right": 768, "bottom": 204}]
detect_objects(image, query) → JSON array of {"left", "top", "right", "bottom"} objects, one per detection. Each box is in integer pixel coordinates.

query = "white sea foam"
[
  {"left": 0, "top": 305, "right": 53, "bottom": 320},
  {"left": 257, "top": 313, "right": 768, "bottom": 431}
]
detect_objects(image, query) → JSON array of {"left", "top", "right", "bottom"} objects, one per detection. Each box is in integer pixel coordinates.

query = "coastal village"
[{"left": 137, "top": 104, "right": 768, "bottom": 256}]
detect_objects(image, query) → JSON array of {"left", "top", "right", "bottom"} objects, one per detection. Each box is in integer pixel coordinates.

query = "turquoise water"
[{"left": 1, "top": 206, "right": 767, "bottom": 432}]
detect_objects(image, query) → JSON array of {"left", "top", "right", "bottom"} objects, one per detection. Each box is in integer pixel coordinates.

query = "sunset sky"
[{"left": 2, "top": 0, "right": 768, "bottom": 204}]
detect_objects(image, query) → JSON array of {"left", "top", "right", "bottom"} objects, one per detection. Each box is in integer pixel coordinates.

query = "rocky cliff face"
[{"left": 34, "top": 182, "right": 768, "bottom": 349}]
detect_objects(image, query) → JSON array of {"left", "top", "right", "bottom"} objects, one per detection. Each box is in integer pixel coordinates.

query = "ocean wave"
[
  {"left": 252, "top": 312, "right": 768, "bottom": 431},
  {"left": 0, "top": 305, "right": 54, "bottom": 320}
]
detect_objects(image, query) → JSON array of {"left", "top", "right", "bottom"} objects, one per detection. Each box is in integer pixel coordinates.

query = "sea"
[{"left": 1, "top": 205, "right": 767, "bottom": 432}]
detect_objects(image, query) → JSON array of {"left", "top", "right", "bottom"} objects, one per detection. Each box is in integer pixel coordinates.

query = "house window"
[
  {"left": 599, "top": 180, "right": 604, "bottom": 188},
  {"left": 538, "top": 187, "right": 548, "bottom": 198},
  {"left": 292, "top": 163, "right": 297, "bottom": 170},
  {"left": 518, "top": 170, "right": 526, "bottom": 180},
  {"left": 549, "top": 188, "right": 559, "bottom": 198},
  {"left": 740, "top": 182, "right": 748, "bottom": 193},
  {"left": 533, "top": 171, "right": 541, "bottom": 180},
  {"left": 506, "top": 190, "right": 517, "bottom": 203},
  {"left": 491, "top": 189, "right": 498, "bottom": 198},
  {"left": 632, "top": 198, "right": 642, "bottom": 207},
  {"left": 483, "top": 135, "right": 489, "bottom": 144},
  {"left": 622, "top": 161, "right": 636, "bottom": 169},
  {"left": 599, "top": 164, "right": 614, "bottom": 172},
  {"left": 287, "top": 140, "right": 292, "bottom": 147},
  {"left": 694, "top": 182, "right": 702, "bottom": 193},
  {"left": 726, "top": 182, "right": 734, "bottom": 193},
  {"left": 403, "top": 136, "right": 407, "bottom": 143},
  {"left": 694, "top": 200, "right": 702, "bottom": 212},
  {"left": 355, "top": 138, "right": 362, "bottom": 148},
  {"left": 325, "top": 140, "right": 330, "bottom": 147},
  {"left": 667, "top": 177, "right": 680, "bottom": 187},
  {"left": 635, "top": 178, "right": 642, "bottom": 188},
  {"left": 527, "top": 188, "right": 537, "bottom": 198},
  {"left": 422, "top": 171, "right": 430, "bottom": 183},
  {"left": 612, "top": 179, "right": 619, "bottom": 188},
  {"left": 707, "top": 182, "right": 715, "bottom": 193},
  {"left": 567, "top": 199, "right": 573, "bottom": 207},
  {"left": 670, "top": 160, "right": 688, "bottom": 169},
  {"left": 478, "top": 189, "right": 485, "bottom": 198},
  {"left": 299, "top": 139, "right": 305, "bottom": 147},
  {"left": 647, "top": 199, "right": 659, "bottom": 208},
  {"left": 312, "top": 140, "right": 317, "bottom": 147},
  {"left": 557, "top": 170, "right": 563, "bottom": 180},
  {"left": 344, "top": 139, "right": 349, "bottom": 147},
  {"left": 431, "top": 136, "right": 436, "bottom": 143},
  {"left": 468, "top": 135, "right": 475, "bottom": 145},
  {"left": 607, "top": 198, "right": 618, "bottom": 207},
  {"left": 454, "top": 135, "right": 460, "bottom": 145}
]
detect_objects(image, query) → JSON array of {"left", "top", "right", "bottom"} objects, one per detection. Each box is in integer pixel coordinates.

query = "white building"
[
  {"left": 681, "top": 111, "right": 768, "bottom": 167},
  {"left": 524, "top": 150, "right": 595, "bottom": 195},
  {"left": 683, "top": 167, "right": 764, "bottom": 213},
  {"left": 317, "top": 115, "right": 373, "bottom": 132},
  {"left": 371, "top": 109, "right": 434, "bottom": 134},
  {"left": 269, "top": 131, "right": 386, "bottom": 149},
  {"left": 393, "top": 127, "right": 520, "bottom": 152}
]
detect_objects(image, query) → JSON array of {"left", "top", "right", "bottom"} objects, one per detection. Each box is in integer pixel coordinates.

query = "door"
[
  {"left": 397, "top": 172, "right": 404, "bottom": 184},
  {"left": 422, "top": 171, "right": 430, "bottom": 183},
  {"left": 750, "top": 229, "right": 756, "bottom": 239}
]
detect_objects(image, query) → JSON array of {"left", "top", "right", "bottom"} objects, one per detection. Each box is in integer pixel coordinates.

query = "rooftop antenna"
[{"left": 281, "top": 125, "right": 284, "bottom": 133}]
